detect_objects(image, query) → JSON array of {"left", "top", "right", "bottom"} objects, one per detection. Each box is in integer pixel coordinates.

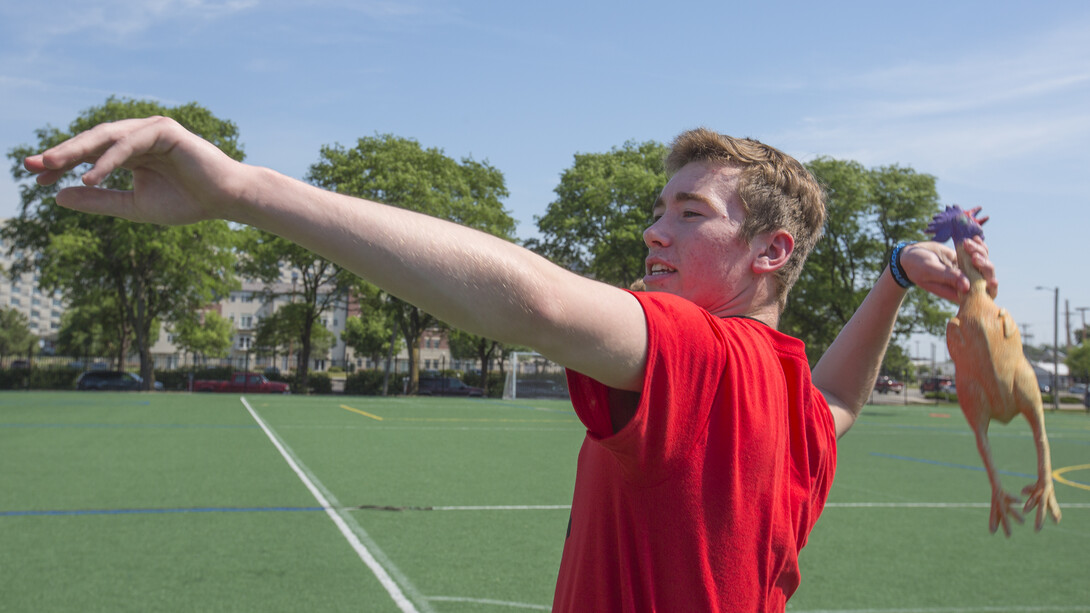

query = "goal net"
[{"left": 502, "top": 352, "right": 570, "bottom": 400}]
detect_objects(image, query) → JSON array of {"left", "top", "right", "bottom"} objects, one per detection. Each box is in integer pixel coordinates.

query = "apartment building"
[{"left": 0, "top": 232, "right": 65, "bottom": 343}]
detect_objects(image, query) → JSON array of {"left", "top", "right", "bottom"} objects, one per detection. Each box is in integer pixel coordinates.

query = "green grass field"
[{"left": 2, "top": 391, "right": 1088, "bottom": 612}]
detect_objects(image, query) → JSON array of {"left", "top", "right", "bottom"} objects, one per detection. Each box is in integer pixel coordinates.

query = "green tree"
[
  {"left": 305, "top": 134, "right": 515, "bottom": 394},
  {"left": 237, "top": 228, "right": 352, "bottom": 392},
  {"left": 782, "top": 159, "right": 949, "bottom": 363},
  {"left": 341, "top": 285, "right": 401, "bottom": 361},
  {"left": 54, "top": 299, "right": 126, "bottom": 366},
  {"left": 447, "top": 327, "right": 502, "bottom": 396},
  {"left": 1066, "top": 343, "right": 1090, "bottom": 382},
  {"left": 171, "top": 310, "right": 234, "bottom": 365},
  {"left": 5, "top": 97, "right": 241, "bottom": 388},
  {"left": 249, "top": 301, "right": 335, "bottom": 381},
  {"left": 340, "top": 283, "right": 403, "bottom": 395},
  {"left": 528, "top": 140, "right": 669, "bottom": 287},
  {"left": 0, "top": 307, "right": 33, "bottom": 363}
]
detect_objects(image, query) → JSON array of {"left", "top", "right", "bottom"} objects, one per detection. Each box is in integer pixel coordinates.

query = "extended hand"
[
  {"left": 24, "top": 116, "right": 245, "bottom": 226},
  {"left": 899, "top": 238, "right": 997, "bottom": 303}
]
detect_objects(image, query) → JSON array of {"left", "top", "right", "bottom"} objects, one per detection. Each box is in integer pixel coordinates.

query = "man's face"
[{"left": 643, "top": 161, "right": 759, "bottom": 316}]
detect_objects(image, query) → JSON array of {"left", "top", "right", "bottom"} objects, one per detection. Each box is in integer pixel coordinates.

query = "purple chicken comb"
[{"left": 927, "top": 205, "right": 988, "bottom": 243}]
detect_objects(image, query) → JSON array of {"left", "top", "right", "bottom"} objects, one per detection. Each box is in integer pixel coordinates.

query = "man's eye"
[{"left": 682, "top": 210, "right": 702, "bottom": 218}]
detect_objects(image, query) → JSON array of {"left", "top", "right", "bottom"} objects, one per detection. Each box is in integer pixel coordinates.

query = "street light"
[{"left": 1036, "top": 285, "right": 1060, "bottom": 410}]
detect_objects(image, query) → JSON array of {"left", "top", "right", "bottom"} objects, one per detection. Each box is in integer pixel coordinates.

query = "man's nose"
[{"left": 644, "top": 218, "right": 670, "bottom": 247}]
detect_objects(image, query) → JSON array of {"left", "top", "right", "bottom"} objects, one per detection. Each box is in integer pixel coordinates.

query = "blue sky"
[{"left": 2, "top": 0, "right": 1088, "bottom": 360}]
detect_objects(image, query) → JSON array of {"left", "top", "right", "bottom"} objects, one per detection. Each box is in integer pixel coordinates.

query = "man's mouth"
[{"left": 647, "top": 263, "right": 676, "bottom": 276}]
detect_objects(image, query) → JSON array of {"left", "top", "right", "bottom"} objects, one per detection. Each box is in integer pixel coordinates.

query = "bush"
[
  {"left": 463, "top": 371, "right": 506, "bottom": 398},
  {"left": 344, "top": 370, "right": 406, "bottom": 396},
  {"left": 154, "top": 370, "right": 192, "bottom": 391},
  {"left": 0, "top": 367, "right": 81, "bottom": 390},
  {"left": 280, "top": 371, "right": 333, "bottom": 395},
  {"left": 305, "top": 373, "right": 333, "bottom": 395},
  {"left": 30, "top": 368, "right": 82, "bottom": 390}
]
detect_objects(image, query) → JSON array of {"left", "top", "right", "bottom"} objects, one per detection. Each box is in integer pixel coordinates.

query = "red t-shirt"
[{"left": 552, "top": 291, "right": 837, "bottom": 612}]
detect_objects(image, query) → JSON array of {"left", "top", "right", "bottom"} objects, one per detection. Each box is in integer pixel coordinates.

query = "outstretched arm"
[
  {"left": 26, "top": 117, "right": 649, "bottom": 391},
  {"left": 814, "top": 238, "right": 995, "bottom": 438}
]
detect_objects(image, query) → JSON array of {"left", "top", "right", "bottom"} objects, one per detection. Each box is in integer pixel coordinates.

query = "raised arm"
[
  {"left": 25, "top": 117, "right": 648, "bottom": 391},
  {"left": 814, "top": 238, "right": 995, "bottom": 438}
]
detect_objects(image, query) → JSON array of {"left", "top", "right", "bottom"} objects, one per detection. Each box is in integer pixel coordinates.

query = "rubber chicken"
[{"left": 928, "top": 205, "right": 1061, "bottom": 536}]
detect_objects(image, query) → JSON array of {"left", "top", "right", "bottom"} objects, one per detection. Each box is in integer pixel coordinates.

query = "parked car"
[
  {"left": 76, "top": 371, "right": 164, "bottom": 391},
  {"left": 921, "top": 376, "right": 953, "bottom": 392},
  {"left": 1067, "top": 384, "right": 1087, "bottom": 396},
  {"left": 940, "top": 382, "right": 957, "bottom": 395},
  {"left": 417, "top": 377, "right": 483, "bottom": 397},
  {"left": 874, "top": 376, "right": 905, "bottom": 394},
  {"left": 193, "top": 372, "right": 290, "bottom": 394},
  {"left": 9, "top": 360, "right": 28, "bottom": 370}
]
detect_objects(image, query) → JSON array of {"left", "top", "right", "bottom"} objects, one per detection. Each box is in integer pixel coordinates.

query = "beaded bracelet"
[{"left": 889, "top": 241, "right": 915, "bottom": 289}]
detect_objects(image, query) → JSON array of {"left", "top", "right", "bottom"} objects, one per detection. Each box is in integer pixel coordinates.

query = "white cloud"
[
  {"left": 782, "top": 18, "right": 1090, "bottom": 175},
  {"left": 24, "top": 0, "right": 260, "bottom": 42}
]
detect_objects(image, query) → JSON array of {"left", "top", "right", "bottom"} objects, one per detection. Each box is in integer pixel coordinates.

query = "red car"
[
  {"left": 193, "top": 372, "right": 290, "bottom": 394},
  {"left": 874, "top": 376, "right": 905, "bottom": 394},
  {"left": 920, "top": 376, "right": 953, "bottom": 392}
]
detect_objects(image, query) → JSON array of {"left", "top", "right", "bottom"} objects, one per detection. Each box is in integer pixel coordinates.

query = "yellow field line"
[
  {"left": 340, "top": 405, "right": 384, "bottom": 421},
  {"left": 1053, "top": 463, "right": 1090, "bottom": 492},
  {"left": 337, "top": 405, "right": 573, "bottom": 424}
]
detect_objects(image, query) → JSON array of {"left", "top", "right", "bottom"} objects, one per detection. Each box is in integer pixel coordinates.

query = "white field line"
[
  {"left": 427, "top": 596, "right": 550, "bottom": 610},
  {"left": 239, "top": 397, "right": 432, "bottom": 613}
]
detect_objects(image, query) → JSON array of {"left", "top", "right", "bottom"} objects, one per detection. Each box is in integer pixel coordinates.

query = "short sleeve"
[{"left": 566, "top": 291, "right": 729, "bottom": 483}]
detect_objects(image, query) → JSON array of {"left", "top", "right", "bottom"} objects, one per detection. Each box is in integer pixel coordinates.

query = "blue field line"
[
  {"left": 0, "top": 423, "right": 258, "bottom": 429},
  {"left": 2, "top": 505, "right": 325, "bottom": 517},
  {"left": 871, "top": 452, "right": 1037, "bottom": 479}
]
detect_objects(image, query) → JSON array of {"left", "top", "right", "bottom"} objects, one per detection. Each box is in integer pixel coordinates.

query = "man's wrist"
[{"left": 888, "top": 241, "right": 915, "bottom": 289}]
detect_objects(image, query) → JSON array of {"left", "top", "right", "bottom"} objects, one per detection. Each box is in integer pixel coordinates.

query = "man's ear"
[{"left": 751, "top": 230, "right": 794, "bottom": 275}]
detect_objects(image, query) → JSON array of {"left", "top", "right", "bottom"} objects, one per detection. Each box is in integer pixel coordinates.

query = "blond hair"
[{"left": 665, "top": 128, "right": 825, "bottom": 310}]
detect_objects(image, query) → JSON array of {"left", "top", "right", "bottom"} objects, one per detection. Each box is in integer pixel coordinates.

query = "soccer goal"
[{"left": 502, "top": 352, "right": 571, "bottom": 400}]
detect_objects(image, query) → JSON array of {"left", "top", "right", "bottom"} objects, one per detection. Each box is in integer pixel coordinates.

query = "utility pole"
[
  {"left": 1065, "top": 299, "right": 1072, "bottom": 350},
  {"left": 1036, "top": 286, "right": 1060, "bottom": 410},
  {"left": 1077, "top": 306, "right": 1090, "bottom": 345}
]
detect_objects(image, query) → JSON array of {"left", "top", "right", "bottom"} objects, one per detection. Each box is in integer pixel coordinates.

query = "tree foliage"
[
  {"left": 4, "top": 97, "right": 241, "bottom": 388},
  {"left": 306, "top": 134, "right": 515, "bottom": 393},
  {"left": 341, "top": 283, "right": 402, "bottom": 362},
  {"left": 1067, "top": 343, "right": 1090, "bottom": 382},
  {"left": 447, "top": 327, "right": 502, "bottom": 396},
  {"left": 238, "top": 228, "right": 350, "bottom": 391},
  {"left": 528, "top": 140, "right": 669, "bottom": 287},
  {"left": 0, "top": 307, "right": 33, "bottom": 360},
  {"left": 54, "top": 302, "right": 122, "bottom": 364},
  {"left": 171, "top": 310, "right": 234, "bottom": 362},
  {"left": 782, "top": 158, "right": 950, "bottom": 364}
]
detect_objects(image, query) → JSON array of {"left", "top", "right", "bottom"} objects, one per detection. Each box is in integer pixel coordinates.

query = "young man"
[{"left": 25, "top": 119, "right": 992, "bottom": 611}]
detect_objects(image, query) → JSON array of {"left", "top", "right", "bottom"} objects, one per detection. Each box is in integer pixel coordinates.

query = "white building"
[{"left": 0, "top": 231, "right": 65, "bottom": 342}]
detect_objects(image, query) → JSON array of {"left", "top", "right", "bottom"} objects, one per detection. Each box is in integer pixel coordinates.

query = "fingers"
[
  {"left": 901, "top": 242, "right": 965, "bottom": 302},
  {"left": 28, "top": 117, "right": 176, "bottom": 187},
  {"left": 963, "top": 237, "right": 999, "bottom": 298}
]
